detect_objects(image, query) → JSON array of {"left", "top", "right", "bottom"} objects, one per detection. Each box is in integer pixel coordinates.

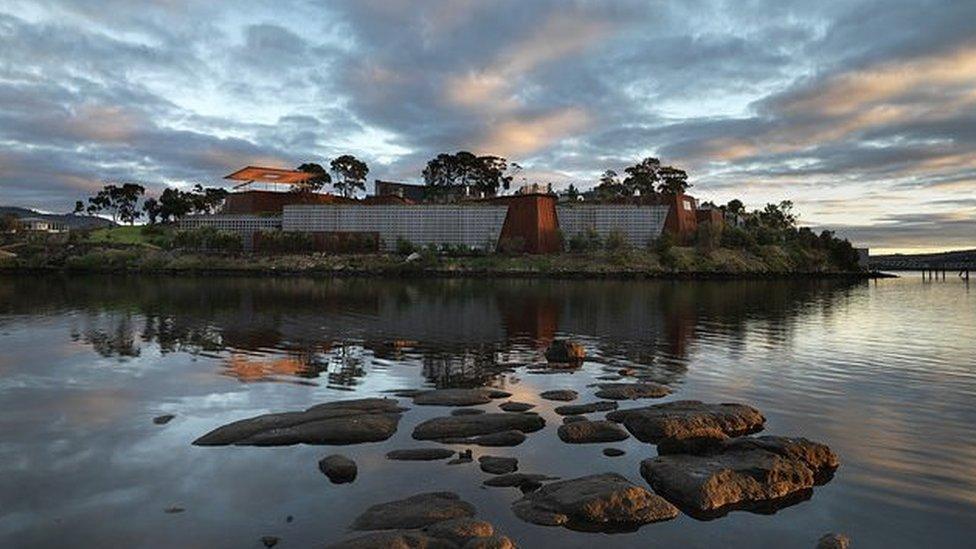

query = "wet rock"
[
  {"left": 817, "top": 532, "right": 851, "bottom": 549},
  {"left": 327, "top": 531, "right": 454, "bottom": 548},
  {"left": 539, "top": 390, "right": 578, "bottom": 402},
  {"left": 483, "top": 473, "right": 559, "bottom": 490},
  {"left": 562, "top": 416, "right": 587, "bottom": 424},
  {"left": 441, "top": 430, "right": 527, "bottom": 447},
  {"left": 260, "top": 535, "right": 279, "bottom": 548},
  {"left": 545, "top": 340, "right": 586, "bottom": 363},
  {"left": 498, "top": 401, "right": 535, "bottom": 412},
  {"left": 387, "top": 448, "right": 456, "bottom": 461},
  {"left": 451, "top": 408, "right": 486, "bottom": 416},
  {"left": 413, "top": 413, "right": 544, "bottom": 441},
  {"left": 193, "top": 398, "right": 406, "bottom": 447},
  {"left": 593, "top": 382, "right": 671, "bottom": 400},
  {"left": 557, "top": 420, "right": 629, "bottom": 444},
  {"left": 448, "top": 449, "right": 473, "bottom": 465},
  {"left": 603, "top": 448, "right": 625, "bottom": 457},
  {"left": 319, "top": 454, "right": 357, "bottom": 484},
  {"left": 413, "top": 388, "right": 511, "bottom": 407},
  {"left": 424, "top": 517, "right": 494, "bottom": 545},
  {"left": 153, "top": 414, "right": 174, "bottom": 425},
  {"left": 164, "top": 506, "right": 184, "bottom": 514},
  {"left": 596, "top": 375, "right": 622, "bottom": 381},
  {"left": 479, "top": 456, "right": 518, "bottom": 474},
  {"left": 640, "top": 436, "right": 839, "bottom": 514},
  {"left": 511, "top": 473, "right": 678, "bottom": 530},
  {"left": 606, "top": 400, "right": 765, "bottom": 443},
  {"left": 351, "top": 492, "right": 476, "bottom": 530},
  {"left": 554, "top": 400, "right": 618, "bottom": 416},
  {"left": 463, "top": 534, "right": 516, "bottom": 549}
]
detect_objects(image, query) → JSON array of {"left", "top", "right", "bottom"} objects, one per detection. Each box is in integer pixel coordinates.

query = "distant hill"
[
  {"left": 870, "top": 248, "right": 976, "bottom": 269},
  {"left": 0, "top": 206, "right": 116, "bottom": 230}
]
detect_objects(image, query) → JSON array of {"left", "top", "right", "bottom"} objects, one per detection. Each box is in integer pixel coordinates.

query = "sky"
[{"left": 1, "top": 0, "right": 974, "bottom": 253}]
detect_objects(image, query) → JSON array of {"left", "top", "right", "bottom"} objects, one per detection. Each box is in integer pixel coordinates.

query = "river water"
[{"left": 0, "top": 274, "right": 973, "bottom": 548}]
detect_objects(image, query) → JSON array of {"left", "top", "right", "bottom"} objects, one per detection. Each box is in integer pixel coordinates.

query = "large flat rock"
[
  {"left": 413, "top": 388, "right": 511, "bottom": 407},
  {"left": 351, "top": 492, "right": 476, "bottom": 530},
  {"left": 557, "top": 420, "right": 629, "bottom": 444},
  {"left": 606, "top": 400, "right": 765, "bottom": 443},
  {"left": 413, "top": 413, "right": 545, "bottom": 441},
  {"left": 386, "top": 448, "right": 456, "bottom": 461},
  {"left": 193, "top": 398, "right": 405, "bottom": 446},
  {"left": 539, "top": 390, "right": 578, "bottom": 402},
  {"left": 640, "top": 436, "right": 839, "bottom": 515},
  {"left": 511, "top": 473, "right": 678, "bottom": 531},
  {"left": 593, "top": 382, "right": 671, "bottom": 400},
  {"left": 326, "top": 531, "right": 455, "bottom": 548},
  {"left": 554, "top": 401, "right": 618, "bottom": 416},
  {"left": 319, "top": 454, "right": 357, "bottom": 484}
]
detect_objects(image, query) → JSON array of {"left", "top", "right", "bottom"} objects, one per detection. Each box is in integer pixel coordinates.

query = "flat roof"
[{"left": 224, "top": 166, "right": 314, "bottom": 188}]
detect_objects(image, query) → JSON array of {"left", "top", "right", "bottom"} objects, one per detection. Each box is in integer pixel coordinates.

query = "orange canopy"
[{"left": 224, "top": 166, "right": 314, "bottom": 188}]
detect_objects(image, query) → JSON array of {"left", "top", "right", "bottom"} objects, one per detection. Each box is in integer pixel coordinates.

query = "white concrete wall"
[
  {"left": 557, "top": 205, "right": 669, "bottom": 247},
  {"left": 283, "top": 204, "right": 509, "bottom": 251},
  {"left": 179, "top": 215, "right": 282, "bottom": 233}
]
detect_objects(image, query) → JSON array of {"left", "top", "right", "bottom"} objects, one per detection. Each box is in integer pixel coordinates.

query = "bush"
[
  {"left": 568, "top": 228, "right": 602, "bottom": 253},
  {"left": 173, "top": 227, "right": 242, "bottom": 252},
  {"left": 498, "top": 236, "right": 526, "bottom": 255},
  {"left": 694, "top": 222, "right": 722, "bottom": 252},
  {"left": 605, "top": 229, "right": 630, "bottom": 252},
  {"left": 396, "top": 237, "right": 416, "bottom": 255}
]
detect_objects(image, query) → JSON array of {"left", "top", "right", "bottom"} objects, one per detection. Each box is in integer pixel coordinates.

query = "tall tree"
[
  {"left": 725, "top": 199, "right": 744, "bottom": 214},
  {"left": 142, "top": 198, "right": 160, "bottom": 225},
  {"left": 329, "top": 155, "right": 369, "bottom": 198},
  {"left": 594, "top": 169, "right": 629, "bottom": 199},
  {"left": 623, "top": 157, "right": 661, "bottom": 195},
  {"left": 113, "top": 183, "right": 146, "bottom": 224},
  {"left": 190, "top": 184, "right": 228, "bottom": 214},
  {"left": 157, "top": 188, "right": 194, "bottom": 222},
  {"left": 656, "top": 166, "right": 690, "bottom": 195},
  {"left": 73, "top": 201, "right": 85, "bottom": 215},
  {"left": 562, "top": 184, "right": 581, "bottom": 201},
  {"left": 295, "top": 163, "right": 331, "bottom": 192},
  {"left": 422, "top": 151, "right": 512, "bottom": 199}
]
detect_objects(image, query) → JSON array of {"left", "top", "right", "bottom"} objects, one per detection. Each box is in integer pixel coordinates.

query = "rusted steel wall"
[
  {"left": 695, "top": 208, "right": 724, "bottom": 227},
  {"left": 663, "top": 193, "right": 699, "bottom": 242},
  {"left": 222, "top": 191, "right": 353, "bottom": 214},
  {"left": 494, "top": 194, "right": 561, "bottom": 254}
]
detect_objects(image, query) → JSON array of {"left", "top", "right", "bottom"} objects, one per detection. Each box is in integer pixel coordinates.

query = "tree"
[
  {"left": 190, "top": 184, "right": 228, "bottom": 214},
  {"left": 295, "top": 163, "right": 331, "bottom": 193},
  {"left": 725, "top": 199, "right": 744, "bottom": 215},
  {"left": 1, "top": 214, "right": 22, "bottom": 233},
  {"left": 562, "top": 184, "right": 581, "bottom": 201},
  {"left": 73, "top": 201, "right": 85, "bottom": 215},
  {"left": 142, "top": 198, "right": 160, "bottom": 225},
  {"left": 422, "top": 151, "right": 512, "bottom": 200},
  {"left": 157, "top": 188, "right": 194, "bottom": 222},
  {"left": 757, "top": 200, "right": 797, "bottom": 232},
  {"left": 594, "top": 169, "right": 629, "bottom": 199},
  {"left": 657, "top": 166, "right": 690, "bottom": 194},
  {"left": 329, "top": 155, "right": 369, "bottom": 198},
  {"left": 85, "top": 182, "right": 145, "bottom": 224},
  {"left": 622, "top": 157, "right": 661, "bottom": 196}
]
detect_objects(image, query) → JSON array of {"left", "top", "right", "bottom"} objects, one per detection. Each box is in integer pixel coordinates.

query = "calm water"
[{"left": 0, "top": 274, "right": 974, "bottom": 548}]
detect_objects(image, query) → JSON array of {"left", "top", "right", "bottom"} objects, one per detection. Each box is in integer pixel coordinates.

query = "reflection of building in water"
[{"left": 421, "top": 349, "right": 508, "bottom": 388}]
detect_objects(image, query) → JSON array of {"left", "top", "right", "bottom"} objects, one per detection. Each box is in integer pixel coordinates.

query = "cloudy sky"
[{"left": 1, "top": 0, "right": 974, "bottom": 252}]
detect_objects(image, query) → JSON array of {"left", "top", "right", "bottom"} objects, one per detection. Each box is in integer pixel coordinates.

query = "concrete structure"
[
  {"left": 374, "top": 180, "right": 427, "bottom": 202},
  {"left": 20, "top": 217, "right": 67, "bottom": 233},
  {"left": 222, "top": 190, "right": 352, "bottom": 215},
  {"left": 557, "top": 204, "right": 669, "bottom": 247},
  {"left": 179, "top": 214, "right": 281, "bottom": 233},
  {"left": 283, "top": 203, "right": 510, "bottom": 251}
]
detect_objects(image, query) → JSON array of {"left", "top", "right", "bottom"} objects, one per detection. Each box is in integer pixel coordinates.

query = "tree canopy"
[
  {"left": 85, "top": 183, "right": 146, "bottom": 224},
  {"left": 295, "top": 163, "right": 331, "bottom": 193},
  {"left": 422, "top": 151, "right": 513, "bottom": 199},
  {"left": 329, "top": 155, "right": 369, "bottom": 198}
]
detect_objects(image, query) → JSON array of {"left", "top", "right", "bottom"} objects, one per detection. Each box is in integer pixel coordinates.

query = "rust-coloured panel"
[
  {"left": 224, "top": 166, "right": 314, "bottom": 185},
  {"left": 663, "top": 193, "right": 699, "bottom": 243},
  {"left": 493, "top": 194, "right": 561, "bottom": 254},
  {"left": 222, "top": 190, "right": 353, "bottom": 214}
]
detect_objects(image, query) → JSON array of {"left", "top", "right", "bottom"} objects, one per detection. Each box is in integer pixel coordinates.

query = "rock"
[
  {"left": 413, "top": 413, "right": 545, "bottom": 441},
  {"left": 153, "top": 414, "right": 175, "bottom": 425},
  {"left": 539, "top": 390, "right": 578, "bottom": 402},
  {"left": 593, "top": 382, "right": 671, "bottom": 400},
  {"left": 413, "top": 388, "right": 511, "bottom": 407},
  {"left": 405, "top": 252, "right": 422, "bottom": 263},
  {"left": 441, "top": 430, "right": 527, "bottom": 447},
  {"left": 557, "top": 420, "right": 629, "bottom": 444},
  {"left": 479, "top": 456, "right": 518, "bottom": 474},
  {"left": 260, "top": 536, "right": 279, "bottom": 548},
  {"left": 463, "top": 534, "right": 516, "bottom": 549},
  {"left": 511, "top": 473, "right": 678, "bottom": 530},
  {"left": 603, "top": 448, "right": 625, "bottom": 457},
  {"left": 386, "top": 448, "right": 456, "bottom": 461},
  {"left": 554, "top": 401, "right": 618, "bottom": 416},
  {"left": 448, "top": 449, "right": 473, "bottom": 465},
  {"left": 639, "top": 436, "right": 839, "bottom": 514},
  {"left": 498, "top": 401, "right": 535, "bottom": 412},
  {"left": 545, "top": 340, "right": 586, "bottom": 363},
  {"left": 193, "top": 398, "right": 406, "bottom": 446},
  {"left": 606, "top": 400, "right": 765, "bottom": 443},
  {"left": 424, "top": 517, "right": 494, "bottom": 546},
  {"left": 483, "top": 473, "right": 559, "bottom": 490},
  {"left": 596, "top": 375, "right": 621, "bottom": 381},
  {"left": 351, "top": 492, "right": 476, "bottom": 530},
  {"left": 164, "top": 506, "right": 184, "bottom": 514},
  {"left": 318, "top": 454, "right": 357, "bottom": 484},
  {"left": 327, "top": 531, "right": 454, "bottom": 548},
  {"left": 562, "top": 416, "right": 587, "bottom": 424},
  {"left": 817, "top": 532, "right": 851, "bottom": 549},
  {"left": 452, "top": 408, "right": 486, "bottom": 416}
]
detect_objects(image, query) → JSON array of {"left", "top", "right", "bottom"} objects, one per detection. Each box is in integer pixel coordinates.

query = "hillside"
[{"left": 0, "top": 206, "right": 116, "bottom": 230}]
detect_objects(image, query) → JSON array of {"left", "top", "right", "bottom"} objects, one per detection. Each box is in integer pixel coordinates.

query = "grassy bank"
[{"left": 0, "top": 239, "right": 877, "bottom": 279}]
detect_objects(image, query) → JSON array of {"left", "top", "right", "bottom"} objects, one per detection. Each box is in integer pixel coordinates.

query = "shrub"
[
  {"left": 173, "top": 227, "right": 242, "bottom": 252},
  {"left": 568, "top": 228, "right": 602, "bottom": 253},
  {"left": 694, "top": 222, "right": 722, "bottom": 252},
  {"left": 396, "top": 237, "right": 416, "bottom": 255},
  {"left": 605, "top": 229, "right": 630, "bottom": 252},
  {"left": 498, "top": 236, "right": 526, "bottom": 255}
]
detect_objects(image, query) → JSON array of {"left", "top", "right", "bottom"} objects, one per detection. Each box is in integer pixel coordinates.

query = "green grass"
[{"left": 86, "top": 226, "right": 150, "bottom": 245}]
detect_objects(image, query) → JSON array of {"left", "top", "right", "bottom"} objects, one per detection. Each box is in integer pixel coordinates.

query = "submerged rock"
[
  {"left": 607, "top": 400, "right": 765, "bottom": 443},
  {"left": 539, "top": 390, "right": 578, "bottom": 402},
  {"left": 603, "top": 448, "right": 625, "bottom": 457},
  {"left": 557, "top": 420, "right": 629, "bottom": 444},
  {"left": 193, "top": 398, "right": 406, "bottom": 447},
  {"left": 413, "top": 413, "right": 545, "bottom": 441},
  {"left": 498, "top": 401, "right": 535, "bottom": 412},
  {"left": 318, "top": 454, "right": 357, "bottom": 484},
  {"left": 413, "top": 388, "right": 511, "bottom": 407},
  {"left": 153, "top": 414, "right": 175, "bottom": 425},
  {"left": 483, "top": 473, "right": 559, "bottom": 491},
  {"left": 448, "top": 449, "right": 473, "bottom": 465},
  {"left": 553, "top": 400, "right": 618, "bottom": 416},
  {"left": 545, "top": 340, "right": 586, "bottom": 363},
  {"left": 479, "top": 456, "right": 518, "bottom": 474},
  {"left": 386, "top": 448, "right": 456, "bottom": 461},
  {"left": 816, "top": 532, "right": 851, "bottom": 549},
  {"left": 593, "top": 382, "right": 671, "bottom": 400},
  {"left": 260, "top": 536, "right": 279, "bottom": 548},
  {"left": 452, "top": 408, "right": 486, "bottom": 416},
  {"left": 511, "top": 473, "right": 678, "bottom": 531},
  {"left": 351, "top": 492, "right": 476, "bottom": 531},
  {"left": 441, "top": 430, "right": 527, "bottom": 447},
  {"left": 640, "top": 435, "right": 839, "bottom": 515}
]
